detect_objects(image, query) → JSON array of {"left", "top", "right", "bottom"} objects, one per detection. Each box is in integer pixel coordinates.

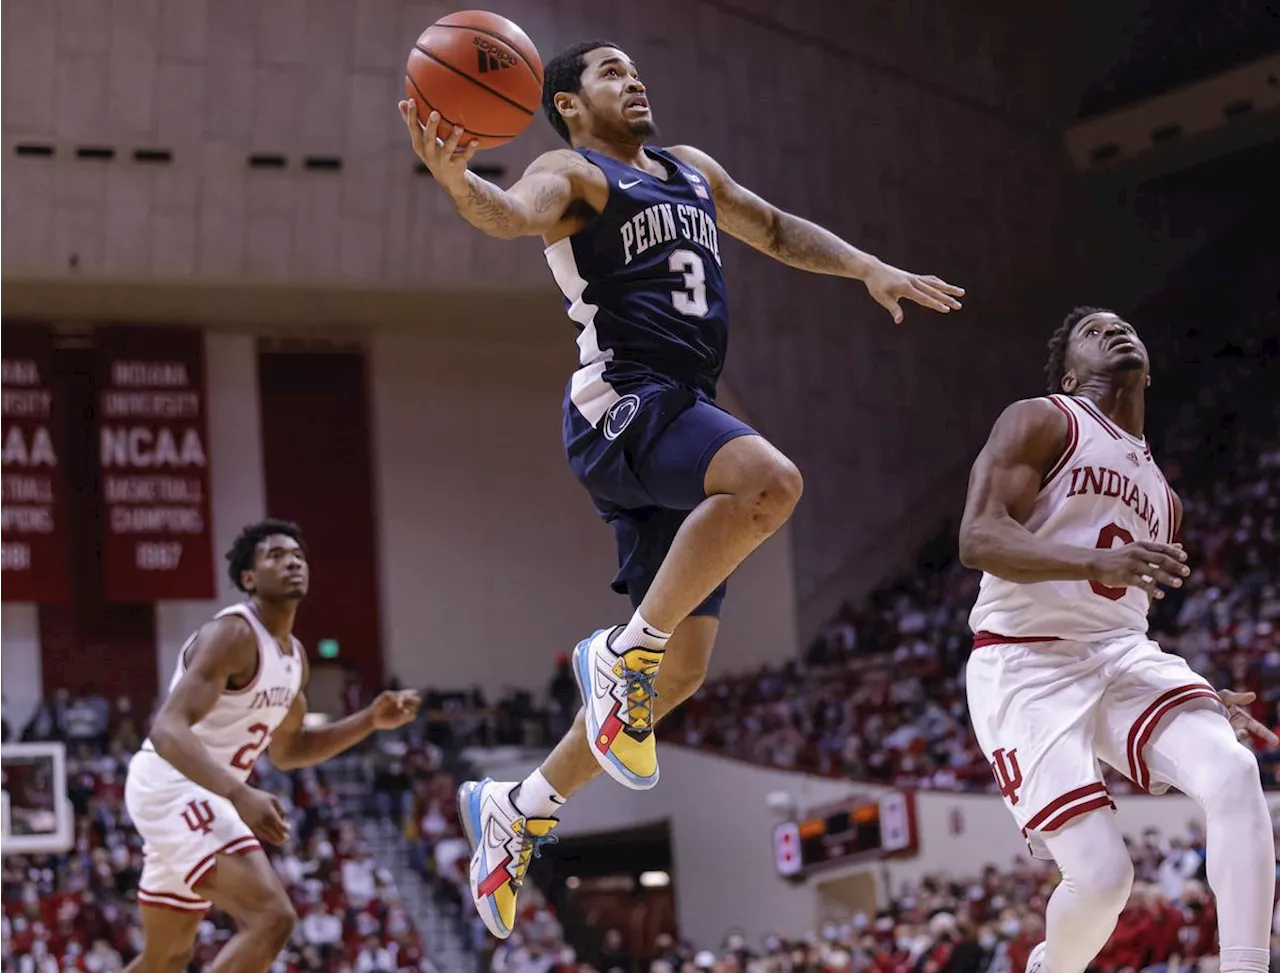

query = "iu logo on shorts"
[
  {"left": 181, "top": 799, "right": 216, "bottom": 835},
  {"left": 991, "top": 748, "right": 1023, "bottom": 805}
]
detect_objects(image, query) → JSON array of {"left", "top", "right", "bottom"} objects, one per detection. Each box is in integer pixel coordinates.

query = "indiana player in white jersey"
[
  {"left": 959, "top": 308, "right": 1276, "bottom": 973},
  {"left": 123, "top": 520, "right": 419, "bottom": 973}
]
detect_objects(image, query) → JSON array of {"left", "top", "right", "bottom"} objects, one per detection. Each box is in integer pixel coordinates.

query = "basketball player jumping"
[
  {"left": 123, "top": 520, "right": 419, "bottom": 973},
  {"left": 960, "top": 308, "right": 1276, "bottom": 973},
  {"left": 399, "top": 39, "right": 964, "bottom": 938}
]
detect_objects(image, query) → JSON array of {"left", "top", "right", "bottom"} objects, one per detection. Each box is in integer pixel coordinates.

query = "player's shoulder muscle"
[
  {"left": 183, "top": 614, "right": 258, "bottom": 681},
  {"left": 520, "top": 149, "right": 608, "bottom": 219},
  {"left": 665, "top": 145, "right": 727, "bottom": 186},
  {"left": 522, "top": 149, "right": 605, "bottom": 187},
  {"left": 981, "top": 397, "right": 1070, "bottom": 473}
]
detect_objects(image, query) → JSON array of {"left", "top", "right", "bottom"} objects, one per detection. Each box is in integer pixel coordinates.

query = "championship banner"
[
  {"left": 1, "top": 326, "right": 71, "bottom": 602},
  {"left": 97, "top": 327, "right": 215, "bottom": 601}
]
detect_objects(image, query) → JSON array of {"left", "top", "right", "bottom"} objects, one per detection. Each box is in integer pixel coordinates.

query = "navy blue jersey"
[{"left": 545, "top": 146, "right": 728, "bottom": 427}]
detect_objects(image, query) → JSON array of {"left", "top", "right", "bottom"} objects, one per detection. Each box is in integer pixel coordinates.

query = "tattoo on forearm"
[
  {"left": 454, "top": 173, "right": 521, "bottom": 234},
  {"left": 771, "top": 213, "right": 861, "bottom": 275}
]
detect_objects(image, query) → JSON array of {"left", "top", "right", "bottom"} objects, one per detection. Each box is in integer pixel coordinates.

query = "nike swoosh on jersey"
[{"left": 619, "top": 178, "right": 641, "bottom": 189}]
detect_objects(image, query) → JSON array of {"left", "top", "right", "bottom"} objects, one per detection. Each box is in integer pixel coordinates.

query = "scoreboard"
[{"left": 773, "top": 790, "right": 918, "bottom": 879}]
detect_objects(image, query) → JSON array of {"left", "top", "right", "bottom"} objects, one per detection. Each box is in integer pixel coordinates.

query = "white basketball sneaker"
[
  {"left": 572, "top": 626, "right": 662, "bottom": 790},
  {"left": 456, "top": 778, "right": 559, "bottom": 940}
]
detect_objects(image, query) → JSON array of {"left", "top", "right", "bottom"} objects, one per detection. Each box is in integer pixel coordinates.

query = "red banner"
[
  {"left": 2, "top": 326, "right": 71, "bottom": 602},
  {"left": 98, "top": 327, "right": 215, "bottom": 601}
]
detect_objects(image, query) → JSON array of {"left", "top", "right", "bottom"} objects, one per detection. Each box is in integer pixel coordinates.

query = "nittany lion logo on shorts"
[{"left": 602, "top": 394, "right": 640, "bottom": 441}]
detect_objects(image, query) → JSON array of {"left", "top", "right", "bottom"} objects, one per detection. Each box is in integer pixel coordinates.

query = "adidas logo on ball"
[
  {"left": 407, "top": 11, "right": 543, "bottom": 149},
  {"left": 473, "top": 37, "right": 517, "bottom": 72}
]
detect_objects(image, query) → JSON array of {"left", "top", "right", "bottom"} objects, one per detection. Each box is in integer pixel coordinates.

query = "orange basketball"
[{"left": 405, "top": 10, "right": 543, "bottom": 151}]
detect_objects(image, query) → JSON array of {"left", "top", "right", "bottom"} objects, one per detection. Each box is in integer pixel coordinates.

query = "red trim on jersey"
[
  {"left": 1072, "top": 396, "right": 1123, "bottom": 440},
  {"left": 1037, "top": 794, "right": 1116, "bottom": 832},
  {"left": 972, "top": 631, "right": 1062, "bottom": 650},
  {"left": 1158, "top": 474, "right": 1178, "bottom": 544},
  {"left": 1043, "top": 397, "right": 1079, "bottom": 485},
  {"left": 222, "top": 643, "right": 263, "bottom": 696},
  {"left": 185, "top": 835, "right": 262, "bottom": 888},
  {"left": 176, "top": 609, "right": 264, "bottom": 697},
  {"left": 1126, "top": 685, "right": 1223, "bottom": 790},
  {"left": 249, "top": 602, "right": 298, "bottom": 659},
  {"left": 1024, "top": 781, "right": 1109, "bottom": 831},
  {"left": 220, "top": 608, "right": 265, "bottom": 696}
]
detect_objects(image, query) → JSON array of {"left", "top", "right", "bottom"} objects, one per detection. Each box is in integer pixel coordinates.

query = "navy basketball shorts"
[{"left": 563, "top": 382, "right": 758, "bottom": 618}]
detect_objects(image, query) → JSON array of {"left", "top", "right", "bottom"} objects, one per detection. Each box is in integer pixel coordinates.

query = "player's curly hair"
[
  {"left": 542, "top": 39, "right": 620, "bottom": 143},
  {"left": 1045, "top": 305, "right": 1109, "bottom": 393},
  {"left": 225, "top": 519, "right": 306, "bottom": 593}
]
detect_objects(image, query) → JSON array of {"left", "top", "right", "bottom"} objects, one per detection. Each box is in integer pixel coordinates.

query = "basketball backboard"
[{"left": 1, "top": 742, "right": 74, "bottom": 855}]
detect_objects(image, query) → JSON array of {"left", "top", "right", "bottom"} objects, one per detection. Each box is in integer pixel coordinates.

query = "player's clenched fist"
[
  {"left": 370, "top": 689, "right": 421, "bottom": 730},
  {"left": 1088, "top": 540, "right": 1190, "bottom": 598},
  {"left": 229, "top": 783, "right": 291, "bottom": 846}
]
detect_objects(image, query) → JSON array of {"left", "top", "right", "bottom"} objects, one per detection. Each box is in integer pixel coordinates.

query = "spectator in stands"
[
  {"left": 355, "top": 933, "right": 397, "bottom": 973},
  {"left": 299, "top": 902, "right": 344, "bottom": 952},
  {"left": 20, "top": 698, "right": 61, "bottom": 744}
]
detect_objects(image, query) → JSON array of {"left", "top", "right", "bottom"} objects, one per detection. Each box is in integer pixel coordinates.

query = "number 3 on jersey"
[{"left": 669, "top": 249, "right": 708, "bottom": 317}]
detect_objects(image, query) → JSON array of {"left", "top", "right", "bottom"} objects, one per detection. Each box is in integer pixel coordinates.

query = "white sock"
[
  {"left": 609, "top": 611, "right": 671, "bottom": 654},
  {"left": 1220, "top": 947, "right": 1270, "bottom": 973},
  {"left": 514, "top": 769, "right": 565, "bottom": 819}
]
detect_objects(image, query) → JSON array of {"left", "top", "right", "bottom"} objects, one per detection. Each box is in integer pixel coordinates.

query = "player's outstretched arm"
[
  {"left": 667, "top": 145, "right": 964, "bottom": 324},
  {"left": 398, "top": 101, "right": 603, "bottom": 240},
  {"left": 269, "top": 675, "right": 420, "bottom": 771},
  {"left": 959, "top": 399, "right": 1190, "bottom": 595},
  {"left": 150, "top": 618, "right": 291, "bottom": 843}
]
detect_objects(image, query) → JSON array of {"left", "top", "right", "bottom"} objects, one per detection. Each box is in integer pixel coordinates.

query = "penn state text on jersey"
[{"left": 545, "top": 146, "right": 727, "bottom": 426}]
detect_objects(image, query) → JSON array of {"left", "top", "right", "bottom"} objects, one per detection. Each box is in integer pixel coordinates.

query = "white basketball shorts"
[
  {"left": 124, "top": 750, "right": 262, "bottom": 912},
  {"left": 965, "top": 631, "right": 1223, "bottom": 859}
]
